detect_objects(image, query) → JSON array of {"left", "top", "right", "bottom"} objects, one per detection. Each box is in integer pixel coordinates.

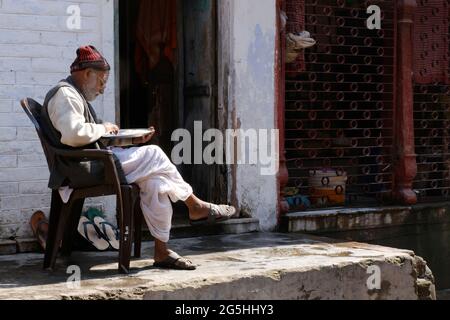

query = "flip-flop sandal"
[
  {"left": 190, "top": 204, "right": 236, "bottom": 226},
  {"left": 93, "top": 216, "right": 120, "bottom": 251},
  {"left": 30, "top": 210, "right": 48, "bottom": 250},
  {"left": 77, "top": 216, "right": 110, "bottom": 251},
  {"left": 153, "top": 250, "right": 196, "bottom": 270}
]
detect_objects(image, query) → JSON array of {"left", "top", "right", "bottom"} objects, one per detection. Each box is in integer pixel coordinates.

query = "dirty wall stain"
[{"left": 247, "top": 24, "right": 274, "bottom": 104}]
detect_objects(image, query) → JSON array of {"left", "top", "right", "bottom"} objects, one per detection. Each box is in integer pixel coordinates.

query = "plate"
[{"left": 102, "top": 129, "right": 153, "bottom": 139}]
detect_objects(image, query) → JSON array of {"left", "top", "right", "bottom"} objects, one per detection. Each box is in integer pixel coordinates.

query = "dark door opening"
[
  {"left": 119, "top": 0, "right": 179, "bottom": 155},
  {"left": 118, "top": 0, "right": 221, "bottom": 220}
]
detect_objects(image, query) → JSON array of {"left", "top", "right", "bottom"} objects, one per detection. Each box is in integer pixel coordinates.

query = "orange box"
[{"left": 310, "top": 188, "right": 345, "bottom": 205}]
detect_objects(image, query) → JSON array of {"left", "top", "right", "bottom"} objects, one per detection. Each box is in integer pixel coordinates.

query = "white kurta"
[
  {"left": 112, "top": 146, "right": 193, "bottom": 243},
  {"left": 48, "top": 86, "right": 193, "bottom": 243}
]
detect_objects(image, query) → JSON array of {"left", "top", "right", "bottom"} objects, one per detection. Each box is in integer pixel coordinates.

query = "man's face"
[{"left": 81, "top": 69, "right": 109, "bottom": 101}]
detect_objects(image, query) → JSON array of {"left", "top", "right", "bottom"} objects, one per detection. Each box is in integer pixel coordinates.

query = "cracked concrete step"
[{"left": 0, "top": 232, "right": 435, "bottom": 300}]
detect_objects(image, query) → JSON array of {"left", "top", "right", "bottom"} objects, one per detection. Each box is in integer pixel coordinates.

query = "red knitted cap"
[{"left": 70, "top": 45, "right": 110, "bottom": 73}]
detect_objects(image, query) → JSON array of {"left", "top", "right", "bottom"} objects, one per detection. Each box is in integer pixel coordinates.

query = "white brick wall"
[{"left": 0, "top": 0, "right": 116, "bottom": 241}]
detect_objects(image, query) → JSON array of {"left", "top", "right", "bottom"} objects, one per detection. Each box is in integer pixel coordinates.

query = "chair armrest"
[
  {"left": 51, "top": 147, "right": 119, "bottom": 186},
  {"left": 52, "top": 148, "right": 113, "bottom": 160}
]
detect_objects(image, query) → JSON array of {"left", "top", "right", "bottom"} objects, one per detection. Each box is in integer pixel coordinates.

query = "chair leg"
[
  {"left": 43, "top": 190, "right": 62, "bottom": 270},
  {"left": 44, "top": 191, "right": 74, "bottom": 271},
  {"left": 60, "top": 198, "right": 85, "bottom": 257},
  {"left": 133, "top": 196, "right": 143, "bottom": 258},
  {"left": 118, "top": 186, "right": 133, "bottom": 274}
]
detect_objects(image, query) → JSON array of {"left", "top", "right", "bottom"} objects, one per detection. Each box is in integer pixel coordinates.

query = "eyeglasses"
[{"left": 92, "top": 71, "right": 108, "bottom": 88}]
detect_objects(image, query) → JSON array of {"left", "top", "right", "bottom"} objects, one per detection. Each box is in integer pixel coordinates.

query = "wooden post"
[{"left": 393, "top": 0, "right": 418, "bottom": 204}]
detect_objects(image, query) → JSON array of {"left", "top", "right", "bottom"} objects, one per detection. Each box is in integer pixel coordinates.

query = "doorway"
[
  {"left": 117, "top": 0, "right": 222, "bottom": 220},
  {"left": 118, "top": 0, "right": 180, "bottom": 153}
]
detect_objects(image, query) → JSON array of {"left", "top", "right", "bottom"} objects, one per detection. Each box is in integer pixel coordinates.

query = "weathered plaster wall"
[
  {"left": 223, "top": 0, "right": 279, "bottom": 231},
  {"left": 0, "top": 0, "right": 116, "bottom": 243}
]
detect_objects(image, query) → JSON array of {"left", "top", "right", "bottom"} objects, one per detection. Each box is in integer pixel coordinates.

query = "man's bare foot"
[
  {"left": 185, "top": 194, "right": 237, "bottom": 225},
  {"left": 188, "top": 201, "right": 213, "bottom": 221},
  {"left": 185, "top": 194, "right": 214, "bottom": 220},
  {"left": 153, "top": 239, "right": 196, "bottom": 270},
  {"left": 154, "top": 238, "right": 171, "bottom": 263}
]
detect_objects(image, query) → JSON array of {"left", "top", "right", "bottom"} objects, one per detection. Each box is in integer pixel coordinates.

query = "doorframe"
[
  {"left": 276, "top": 0, "right": 289, "bottom": 218},
  {"left": 217, "top": 0, "right": 233, "bottom": 205},
  {"left": 176, "top": 0, "right": 185, "bottom": 137}
]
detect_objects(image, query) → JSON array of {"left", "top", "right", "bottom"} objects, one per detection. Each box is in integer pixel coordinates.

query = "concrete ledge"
[
  {"left": 279, "top": 204, "right": 449, "bottom": 292},
  {"left": 280, "top": 202, "right": 450, "bottom": 234},
  {"left": 0, "top": 233, "right": 435, "bottom": 300}
]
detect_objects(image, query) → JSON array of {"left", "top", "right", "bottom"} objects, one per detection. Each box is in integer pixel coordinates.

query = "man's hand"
[
  {"left": 103, "top": 122, "right": 119, "bottom": 135},
  {"left": 132, "top": 127, "right": 155, "bottom": 145}
]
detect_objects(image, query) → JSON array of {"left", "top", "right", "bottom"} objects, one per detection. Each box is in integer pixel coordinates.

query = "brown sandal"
[
  {"left": 153, "top": 250, "right": 196, "bottom": 270},
  {"left": 29, "top": 210, "right": 48, "bottom": 251}
]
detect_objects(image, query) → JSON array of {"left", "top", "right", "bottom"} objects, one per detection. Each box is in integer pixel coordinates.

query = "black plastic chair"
[{"left": 21, "top": 98, "right": 143, "bottom": 274}]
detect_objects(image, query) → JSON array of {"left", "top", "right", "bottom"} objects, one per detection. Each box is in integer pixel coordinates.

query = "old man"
[{"left": 41, "top": 45, "right": 236, "bottom": 270}]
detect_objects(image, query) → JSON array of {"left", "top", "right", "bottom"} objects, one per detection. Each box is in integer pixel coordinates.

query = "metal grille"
[
  {"left": 285, "top": 0, "right": 395, "bottom": 209},
  {"left": 413, "top": 0, "right": 450, "bottom": 201},
  {"left": 413, "top": 0, "right": 449, "bottom": 84}
]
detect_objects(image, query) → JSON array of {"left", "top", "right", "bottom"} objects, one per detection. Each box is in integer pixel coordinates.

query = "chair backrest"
[{"left": 20, "top": 98, "right": 55, "bottom": 171}]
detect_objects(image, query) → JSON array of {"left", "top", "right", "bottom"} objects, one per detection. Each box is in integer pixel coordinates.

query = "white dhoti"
[{"left": 112, "top": 145, "right": 193, "bottom": 243}]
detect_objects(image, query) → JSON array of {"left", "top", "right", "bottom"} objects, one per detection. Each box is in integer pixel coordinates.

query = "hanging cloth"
[
  {"left": 135, "top": 0, "right": 177, "bottom": 155},
  {"left": 286, "top": 0, "right": 306, "bottom": 73},
  {"left": 135, "top": 0, "right": 177, "bottom": 82}
]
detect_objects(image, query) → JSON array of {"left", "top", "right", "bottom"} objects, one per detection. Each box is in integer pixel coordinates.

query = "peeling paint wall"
[{"left": 223, "top": 0, "right": 278, "bottom": 230}]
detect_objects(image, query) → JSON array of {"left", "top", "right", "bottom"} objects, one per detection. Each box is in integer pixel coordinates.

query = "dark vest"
[{"left": 41, "top": 76, "right": 127, "bottom": 189}]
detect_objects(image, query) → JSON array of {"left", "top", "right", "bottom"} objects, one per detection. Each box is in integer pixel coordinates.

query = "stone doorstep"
[
  {"left": 0, "top": 218, "right": 260, "bottom": 255},
  {"left": 0, "top": 238, "right": 41, "bottom": 256},
  {"left": 169, "top": 217, "right": 260, "bottom": 239},
  {"left": 16, "top": 238, "right": 41, "bottom": 253},
  {"left": 0, "top": 240, "right": 16, "bottom": 255},
  {"left": 0, "top": 233, "right": 435, "bottom": 300},
  {"left": 280, "top": 202, "right": 450, "bottom": 233}
]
